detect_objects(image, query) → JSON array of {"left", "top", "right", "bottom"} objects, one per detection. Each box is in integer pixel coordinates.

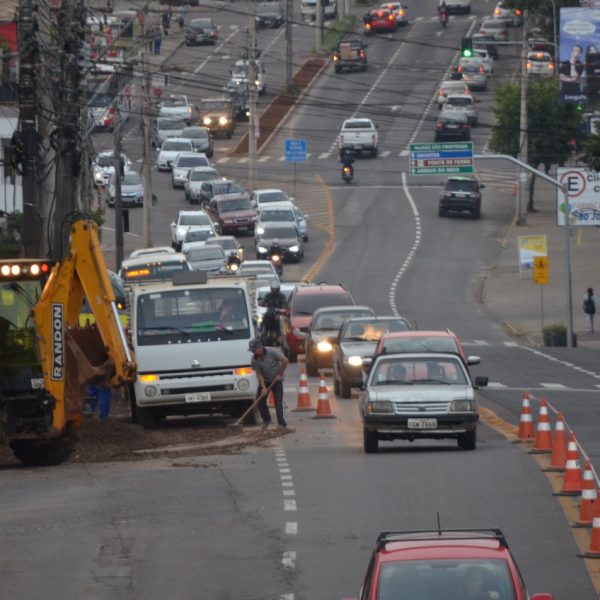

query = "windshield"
[
  {"left": 376, "top": 559, "right": 515, "bottom": 599},
  {"left": 447, "top": 97, "right": 472, "bottom": 107},
  {"left": 89, "top": 94, "right": 112, "bottom": 108},
  {"left": 188, "top": 247, "right": 225, "bottom": 261},
  {"left": 214, "top": 182, "right": 244, "bottom": 194},
  {"left": 445, "top": 179, "right": 478, "bottom": 192},
  {"left": 342, "top": 318, "right": 409, "bottom": 341},
  {"left": 0, "top": 280, "right": 45, "bottom": 388},
  {"left": 198, "top": 100, "right": 229, "bottom": 112},
  {"left": 162, "top": 96, "right": 187, "bottom": 108},
  {"left": 207, "top": 238, "right": 237, "bottom": 251},
  {"left": 122, "top": 261, "right": 190, "bottom": 283},
  {"left": 220, "top": 199, "right": 252, "bottom": 212},
  {"left": 260, "top": 210, "right": 294, "bottom": 222},
  {"left": 382, "top": 335, "right": 460, "bottom": 355},
  {"left": 343, "top": 120, "right": 372, "bottom": 129},
  {"left": 190, "top": 169, "right": 218, "bottom": 182},
  {"left": 461, "top": 64, "right": 482, "bottom": 73},
  {"left": 182, "top": 128, "right": 209, "bottom": 139},
  {"left": 191, "top": 19, "right": 212, "bottom": 29},
  {"left": 180, "top": 214, "right": 211, "bottom": 226},
  {"left": 136, "top": 287, "right": 250, "bottom": 345},
  {"left": 372, "top": 356, "right": 467, "bottom": 386},
  {"left": 293, "top": 292, "right": 353, "bottom": 315},
  {"left": 177, "top": 156, "right": 209, "bottom": 168},
  {"left": 232, "top": 64, "right": 249, "bottom": 78},
  {"left": 184, "top": 229, "right": 214, "bottom": 242},
  {"left": 96, "top": 154, "right": 120, "bottom": 167},
  {"left": 258, "top": 191, "right": 288, "bottom": 203},
  {"left": 121, "top": 172, "right": 141, "bottom": 185},
  {"left": 313, "top": 309, "right": 372, "bottom": 330},
  {"left": 158, "top": 119, "right": 185, "bottom": 131},
  {"left": 162, "top": 141, "right": 192, "bottom": 151}
]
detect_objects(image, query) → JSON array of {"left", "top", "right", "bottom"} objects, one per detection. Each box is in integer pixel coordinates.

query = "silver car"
[
  {"left": 93, "top": 151, "right": 131, "bottom": 187},
  {"left": 527, "top": 51, "right": 554, "bottom": 77},
  {"left": 185, "top": 167, "right": 221, "bottom": 204},
  {"left": 157, "top": 138, "right": 194, "bottom": 172},
  {"left": 359, "top": 352, "right": 488, "bottom": 453},
  {"left": 171, "top": 152, "right": 210, "bottom": 188},
  {"left": 158, "top": 94, "right": 193, "bottom": 123},
  {"left": 154, "top": 117, "right": 187, "bottom": 147},
  {"left": 458, "top": 58, "right": 488, "bottom": 91},
  {"left": 292, "top": 205, "right": 310, "bottom": 241},
  {"left": 442, "top": 94, "right": 478, "bottom": 126},
  {"left": 184, "top": 244, "right": 227, "bottom": 273},
  {"left": 108, "top": 170, "right": 144, "bottom": 207}
]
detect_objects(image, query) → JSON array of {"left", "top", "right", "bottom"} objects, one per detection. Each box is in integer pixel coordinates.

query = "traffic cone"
[
  {"left": 312, "top": 373, "right": 336, "bottom": 419},
  {"left": 543, "top": 412, "right": 567, "bottom": 472},
  {"left": 515, "top": 392, "right": 534, "bottom": 442},
  {"left": 573, "top": 462, "right": 597, "bottom": 528},
  {"left": 555, "top": 433, "right": 583, "bottom": 496},
  {"left": 292, "top": 369, "right": 315, "bottom": 412},
  {"left": 529, "top": 398, "right": 552, "bottom": 453},
  {"left": 578, "top": 515, "right": 600, "bottom": 558}
]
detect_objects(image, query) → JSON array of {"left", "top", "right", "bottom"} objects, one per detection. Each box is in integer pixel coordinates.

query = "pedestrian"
[
  {"left": 85, "top": 383, "right": 112, "bottom": 419},
  {"left": 153, "top": 27, "right": 162, "bottom": 55},
  {"left": 583, "top": 287, "right": 597, "bottom": 333},
  {"left": 248, "top": 338, "right": 290, "bottom": 430},
  {"left": 162, "top": 8, "right": 171, "bottom": 35}
]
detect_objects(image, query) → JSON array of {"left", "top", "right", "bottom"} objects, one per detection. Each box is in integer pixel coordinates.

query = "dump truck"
[{"left": 0, "top": 219, "right": 136, "bottom": 465}]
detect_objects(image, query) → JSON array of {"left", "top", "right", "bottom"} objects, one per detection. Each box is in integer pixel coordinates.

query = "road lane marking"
[
  {"left": 540, "top": 383, "right": 568, "bottom": 389},
  {"left": 193, "top": 28, "right": 239, "bottom": 74},
  {"left": 259, "top": 155, "right": 271, "bottom": 162},
  {"left": 318, "top": 152, "right": 329, "bottom": 159},
  {"left": 282, "top": 551, "right": 296, "bottom": 569},
  {"left": 284, "top": 499, "right": 297, "bottom": 511},
  {"left": 285, "top": 522, "right": 298, "bottom": 535},
  {"left": 217, "top": 157, "right": 230, "bottom": 164}
]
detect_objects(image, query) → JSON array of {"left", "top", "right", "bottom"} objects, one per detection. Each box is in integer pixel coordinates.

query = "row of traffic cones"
[
  {"left": 517, "top": 391, "right": 600, "bottom": 558},
  {"left": 291, "top": 369, "right": 336, "bottom": 419}
]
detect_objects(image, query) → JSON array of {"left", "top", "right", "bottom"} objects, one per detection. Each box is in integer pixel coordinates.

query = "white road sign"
[{"left": 556, "top": 167, "right": 600, "bottom": 226}]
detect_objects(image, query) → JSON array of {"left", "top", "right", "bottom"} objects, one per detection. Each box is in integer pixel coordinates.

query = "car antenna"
[{"left": 436, "top": 512, "right": 442, "bottom": 536}]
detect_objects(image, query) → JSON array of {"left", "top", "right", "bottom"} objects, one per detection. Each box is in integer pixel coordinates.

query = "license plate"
[
  {"left": 353, "top": 144, "right": 363, "bottom": 150},
  {"left": 407, "top": 418, "right": 437, "bottom": 429},
  {"left": 185, "top": 392, "right": 211, "bottom": 403},
  {"left": 446, "top": 124, "right": 458, "bottom": 129},
  {"left": 237, "top": 225, "right": 249, "bottom": 230}
]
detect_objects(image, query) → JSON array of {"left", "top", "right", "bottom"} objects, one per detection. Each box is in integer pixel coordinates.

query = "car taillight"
[
  {"left": 548, "top": 63, "right": 554, "bottom": 70},
  {"left": 457, "top": 66, "right": 463, "bottom": 73},
  {"left": 388, "top": 14, "right": 393, "bottom": 20},
  {"left": 359, "top": 50, "right": 365, "bottom": 58},
  {"left": 333, "top": 54, "right": 339, "bottom": 61},
  {"left": 436, "top": 122, "right": 443, "bottom": 129},
  {"left": 479, "top": 66, "right": 484, "bottom": 73},
  {"left": 527, "top": 61, "right": 532, "bottom": 70},
  {"left": 462, "top": 123, "right": 469, "bottom": 129},
  {"left": 365, "top": 22, "right": 372, "bottom": 30}
]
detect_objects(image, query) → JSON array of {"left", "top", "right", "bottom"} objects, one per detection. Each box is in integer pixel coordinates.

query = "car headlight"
[
  {"left": 219, "top": 116, "right": 228, "bottom": 125},
  {"left": 255, "top": 79, "right": 260, "bottom": 87},
  {"left": 289, "top": 245, "right": 299, "bottom": 252},
  {"left": 177, "top": 226, "right": 187, "bottom": 237},
  {"left": 347, "top": 355, "right": 363, "bottom": 367},
  {"left": 256, "top": 227, "right": 264, "bottom": 235},
  {"left": 317, "top": 340, "right": 333, "bottom": 353},
  {"left": 257, "top": 246, "right": 267, "bottom": 253},
  {"left": 366, "top": 401, "right": 394, "bottom": 414},
  {"left": 94, "top": 172, "right": 103, "bottom": 183},
  {"left": 450, "top": 400, "right": 472, "bottom": 412},
  {"left": 203, "top": 117, "right": 212, "bottom": 125}
]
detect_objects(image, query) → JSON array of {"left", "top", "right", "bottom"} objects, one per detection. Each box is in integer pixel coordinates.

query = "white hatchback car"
[
  {"left": 442, "top": 94, "right": 478, "bottom": 126},
  {"left": 171, "top": 152, "right": 210, "bottom": 188},
  {"left": 437, "top": 80, "right": 471, "bottom": 109},
  {"left": 157, "top": 138, "right": 194, "bottom": 171},
  {"left": 158, "top": 94, "right": 193, "bottom": 123}
]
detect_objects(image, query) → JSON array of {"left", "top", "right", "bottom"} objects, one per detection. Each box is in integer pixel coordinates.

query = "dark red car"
[
  {"left": 363, "top": 9, "right": 398, "bottom": 35},
  {"left": 206, "top": 193, "right": 256, "bottom": 236},
  {"left": 344, "top": 529, "right": 554, "bottom": 600},
  {"left": 281, "top": 283, "right": 354, "bottom": 362}
]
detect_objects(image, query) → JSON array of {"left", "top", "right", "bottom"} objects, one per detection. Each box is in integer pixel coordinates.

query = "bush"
[
  {"left": 543, "top": 324, "right": 567, "bottom": 347},
  {"left": 321, "top": 15, "right": 357, "bottom": 55}
]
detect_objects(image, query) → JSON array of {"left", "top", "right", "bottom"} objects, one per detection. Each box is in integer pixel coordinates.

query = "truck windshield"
[
  {"left": 0, "top": 280, "right": 44, "bottom": 388},
  {"left": 136, "top": 287, "right": 250, "bottom": 345}
]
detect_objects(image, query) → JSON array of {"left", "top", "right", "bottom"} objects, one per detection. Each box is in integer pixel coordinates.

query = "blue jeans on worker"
[
  {"left": 87, "top": 384, "right": 111, "bottom": 419},
  {"left": 256, "top": 380, "right": 286, "bottom": 427}
]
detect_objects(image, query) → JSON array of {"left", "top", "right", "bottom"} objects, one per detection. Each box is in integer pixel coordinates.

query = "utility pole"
[
  {"left": 114, "top": 111, "right": 124, "bottom": 271},
  {"left": 248, "top": 0, "right": 258, "bottom": 191},
  {"left": 141, "top": 12, "right": 153, "bottom": 247},
  {"left": 517, "top": 12, "right": 528, "bottom": 226},
  {"left": 17, "top": 0, "right": 42, "bottom": 257},
  {"left": 315, "top": 0, "right": 323, "bottom": 53},
  {"left": 285, "top": 0, "right": 293, "bottom": 86}
]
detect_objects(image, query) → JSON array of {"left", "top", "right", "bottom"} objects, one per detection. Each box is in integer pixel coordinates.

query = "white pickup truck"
[
  {"left": 338, "top": 118, "right": 379, "bottom": 158},
  {"left": 301, "top": 0, "right": 337, "bottom": 21}
]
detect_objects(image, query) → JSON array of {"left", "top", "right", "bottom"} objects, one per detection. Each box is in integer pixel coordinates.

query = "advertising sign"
[
  {"left": 559, "top": 8, "right": 600, "bottom": 104},
  {"left": 556, "top": 167, "right": 600, "bottom": 225},
  {"left": 517, "top": 235, "right": 547, "bottom": 273}
]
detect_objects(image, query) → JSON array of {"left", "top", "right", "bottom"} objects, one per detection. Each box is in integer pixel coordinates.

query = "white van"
[
  {"left": 231, "top": 59, "right": 267, "bottom": 96},
  {"left": 130, "top": 271, "right": 258, "bottom": 428}
]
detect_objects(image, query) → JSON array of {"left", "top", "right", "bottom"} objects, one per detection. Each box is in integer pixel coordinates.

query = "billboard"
[
  {"left": 556, "top": 167, "right": 600, "bottom": 225},
  {"left": 559, "top": 7, "right": 600, "bottom": 104},
  {"left": 517, "top": 235, "right": 547, "bottom": 273}
]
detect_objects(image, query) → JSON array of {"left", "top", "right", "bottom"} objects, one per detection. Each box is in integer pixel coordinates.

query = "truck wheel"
[
  {"left": 334, "top": 66, "right": 341, "bottom": 74},
  {"left": 287, "top": 348, "right": 297, "bottom": 363},
  {"left": 333, "top": 373, "right": 340, "bottom": 396},
  {"left": 306, "top": 354, "right": 318, "bottom": 377},
  {"left": 438, "top": 207, "right": 446, "bottom": 217},
  {"left": 457, "top": 428, "right": 477, "bottom": 450},
  {"left": 472, "top": 208, "right": 481, "bottom": 219},
  {"left": 372, "top": 147, "right": 378, "bottom": 158},
  {"left": 340, "top": 374, "right": 352, "bottom": 399},
  {"left": 136, "top": 406, "right": 161, "bottom": 429},
  {"left": 10, "top": 437, "right": 74, "bottom": 467},
  {"left": 363, "top": 427, "right": 379, "bottom": 453}
]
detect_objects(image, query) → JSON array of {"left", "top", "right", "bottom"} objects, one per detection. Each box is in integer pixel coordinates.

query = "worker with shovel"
[{"left": 249, "top": 338, "right": 289, "bottom": 430}]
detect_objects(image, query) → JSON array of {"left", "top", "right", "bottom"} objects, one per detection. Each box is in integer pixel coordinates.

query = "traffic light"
[
  {"left": 461, "top": 37, "right": 473, "bottom": 58},
  {"left": 576, "top": 102, "right": 586, "bottom": 114}
]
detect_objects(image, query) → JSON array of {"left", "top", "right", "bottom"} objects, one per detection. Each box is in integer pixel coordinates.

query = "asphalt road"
[{"left": 2, "top": 1, "right": 600, "bottom": 599}]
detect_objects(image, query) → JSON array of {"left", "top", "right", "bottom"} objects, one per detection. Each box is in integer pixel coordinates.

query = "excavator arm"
[{"left": 32, "top": 220, "right": 135, "bottom": 436}]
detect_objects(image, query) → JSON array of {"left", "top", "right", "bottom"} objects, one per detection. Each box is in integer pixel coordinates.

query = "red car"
[
  {"left": 363, "top": 9, "right": 398, "bottom": 35},
  {"left": 372, "top": 330, "right": 480, "bottom": 367},
  {"left": 344, "top": 529, "right": 554, "bottom": 600},
  {"left": 206, "top": 193, "right": 256, "bottom": 235},
  {"left": 281, "top": 283, "right": 354, "bottom": 362}
]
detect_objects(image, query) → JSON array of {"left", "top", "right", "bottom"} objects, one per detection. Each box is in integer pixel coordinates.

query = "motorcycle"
[
  {"left": 260, "top": 307, "right": 284, "bottom": 346},
  {"left": 440, "top": 12, "right": 448, "bottom": 27},
  {"left": 225, "top": 254, "right": 242, "bottom": 274},
  {"left": 342, "top": 164, "right": 354, "bottom": 184},
  {"left": 265, "top": 242, "right": 284, "bottom": 277}
]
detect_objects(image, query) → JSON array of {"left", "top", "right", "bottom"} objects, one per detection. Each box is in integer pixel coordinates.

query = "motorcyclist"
[
  {"left": 341, "top": 149, "right": 355, "bottom": 179},
  {"left": 260, "top": 280, "right": 287, "bottom": 311},
  {"left": 439, "top": 1, "right": 448, "bottom": 22},
  {"left": 260, "top": 280, "right": 287, "bottom": 344}
]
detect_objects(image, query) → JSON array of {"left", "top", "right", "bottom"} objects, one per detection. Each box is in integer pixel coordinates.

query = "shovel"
[{"left": 228, "top": 380, "right": 277, "bottom": 431}]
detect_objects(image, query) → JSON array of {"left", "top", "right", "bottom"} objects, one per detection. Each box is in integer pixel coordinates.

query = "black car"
[
  {"left": 198, "top": 179, "right": 246, "bottom": 207},
  {"left": 185, "top": 18, "right": 217, "bottom": 45},
  {"left": 332, "top": 316, "right": 412, "bottom": 398},
  {"left": 439, "top": 176, "right": 485, "bottom": 219},
  {"left": 471, "top": 33, "right": 498, "bottom": 59},
  {"left": 180, "top": 126, "right": 214, "bottom": 157},
  {"left": 255, "top": 2, "right": 284, "bottom": 28},
  {"left": 434, "top": 110, "right": 470, "bottom": 142},
  {"left": 225, "top": 79, "right": 250, "bottom": 121},
  {"left": 255, "top": 223, "right": 303, "bottom": 262}
]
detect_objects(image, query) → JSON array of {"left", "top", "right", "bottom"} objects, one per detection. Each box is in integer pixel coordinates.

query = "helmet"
[{"left": 270, "top": 280, "right": 280, "bottom": 292}]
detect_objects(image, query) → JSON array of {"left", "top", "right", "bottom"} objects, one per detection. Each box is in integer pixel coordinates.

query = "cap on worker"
[{"left": 248, "top": 338, "right": 262, "bottom": 352}]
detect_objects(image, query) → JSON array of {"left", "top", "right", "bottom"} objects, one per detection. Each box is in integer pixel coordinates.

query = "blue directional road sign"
[
  {"left": 409, "top": 142, "right": 473, "bottom": 175},
  {"left": 285, "top": 139, "right": 307, "bottom": 162}
]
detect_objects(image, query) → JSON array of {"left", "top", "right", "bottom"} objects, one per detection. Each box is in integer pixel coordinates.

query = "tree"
[
  {"left": 489, "top": 78, "right": 581, "bottom": 211},
  {"left": 583, "top": 123, "right": 600, "bottom": 172}
]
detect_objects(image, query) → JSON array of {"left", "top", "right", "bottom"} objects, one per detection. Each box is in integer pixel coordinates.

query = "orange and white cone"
[
  {"left": 516, "top": 392, "right": 534, "bottom": 442},
  {"left": 292, "top": 369, "right": 314, "bottom": 412},
  {"left": 268, "top": 390, "right": 275, "bottom": 407},
  {"left": 544, "top": 412, "right": 567, "bottom": 472},
  {"left": 556, "top": 433, "right": 583, "bottom": 496},
  {"left": 578, "top": 515, "right": 600, "bottom": 558},
  {"left": 312, "top": 373, "right": 336, "bottom": 419},
  {"left": 530, "top": 398, "right": 552, "bottom": 453},
  {"left": 573, "top": 462, "right": 597, "bottom": 527}
]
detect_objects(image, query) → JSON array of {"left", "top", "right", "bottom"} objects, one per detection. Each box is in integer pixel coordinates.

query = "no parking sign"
[{"left": 557, "top": 167, "right": 600, "bottom": 226}]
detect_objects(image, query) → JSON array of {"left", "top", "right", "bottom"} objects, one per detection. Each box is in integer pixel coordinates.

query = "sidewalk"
[{"left": 483, "top": 176, "right": 600, "bottom": 350}]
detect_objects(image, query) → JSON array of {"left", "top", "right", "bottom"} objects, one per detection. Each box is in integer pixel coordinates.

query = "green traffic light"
[{"left": 463, "top": 48, "right": 473, "bottom": 58}]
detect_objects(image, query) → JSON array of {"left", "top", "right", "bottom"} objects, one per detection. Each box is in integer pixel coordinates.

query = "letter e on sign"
[
  {"left": 559, "top": 170, "right": 586, "bottom": 198},
  {"left": 533, "top": 256, "right": 548, "bottom": 285}
]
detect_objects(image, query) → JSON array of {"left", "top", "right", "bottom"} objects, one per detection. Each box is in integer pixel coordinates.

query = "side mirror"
[
  {"left": 304, "top": 213, "right": 310, "bottom": 220},
  {"left": 479, "top": 184, "right": 485, "bottom": 189},
  {"left": 466, "top": 355, "right": 480, "bottom": 366},
  {"left": 475, "top": 376, "right": 488, "bottom": 388},
  {"left": 375, "top": 124, "right": 380, "bottom": 129},
  {"left": 170, "top": 221, "right": 176, "bottom": 228},
  {"left": 352, "top": 379, "right": 365, "bottom": 391}
]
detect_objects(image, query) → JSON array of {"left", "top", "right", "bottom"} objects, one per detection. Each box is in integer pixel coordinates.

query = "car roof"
[
  {"left": 439, "top": 110, "right": 468, "bottom": 120},
  {"left": 190, "top": 166, "right": 218, "bottom": 173},
  {"left": 129, "top": 246, "right": 176, "bottom": 258},
  {"left": 121, "top": 252, "right": 187, "bottom": 268},
  {"left": 206, "top": 235, "right": 238, "bottom": 243},
  {"left": 161, "top": 138, "right": 193, "bottom": 145},
  {"left": 446, "top": 176, "right": 478, "bottom": 182},
  {"left": 293, "top": 283, "right": 350, "bottom": 296},
  {"left": 178, "top": 209, "right": 209, "bottom": 217},
  {"left": 214, "top": 193, "right": 251, "bottom": 202},
  {"left": 381, "top": 330, "right": 456, "bottom": 340},
  {"left": 175, "top": 151, "right": 207, "bottom": 159},
  {"left": 313, "top": 304, "right": 373, "bottom": 315},
  {"left": 254, "top": 188, "right": 289, "bottom": 195}
]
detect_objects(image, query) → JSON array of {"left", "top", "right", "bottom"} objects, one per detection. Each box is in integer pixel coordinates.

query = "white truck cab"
[
  {"left": 301, "top": 0, "right": 337, "bottom": 21},
  {"left": 130, "top": 271, "right": 258, "bottom": 428}
]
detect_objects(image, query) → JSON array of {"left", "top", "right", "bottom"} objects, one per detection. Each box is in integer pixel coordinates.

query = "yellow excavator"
[{"left": 0, "top": 219, "right": 136, "bottom": 465}]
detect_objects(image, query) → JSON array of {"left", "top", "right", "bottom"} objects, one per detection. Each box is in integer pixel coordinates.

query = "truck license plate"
[
  {"left": 353, "top": 144, "right": 363, "bottom": 150},
  {"left": 185, "top": 392, "right": 211, "bottom": 403},
  {"left": 407, "top": 418, "right": 437, "bottom": 429}
]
